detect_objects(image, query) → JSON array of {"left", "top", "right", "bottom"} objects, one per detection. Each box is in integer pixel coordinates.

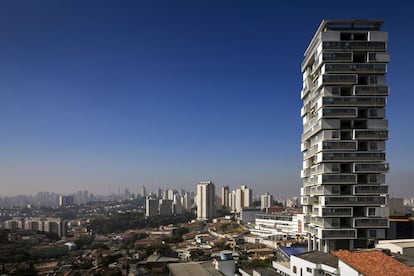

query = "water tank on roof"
[{"left": 220, "top": 250, "right": 233, "bottom": 260}]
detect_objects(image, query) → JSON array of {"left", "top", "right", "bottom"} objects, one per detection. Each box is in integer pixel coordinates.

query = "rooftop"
[
  {"left": 295, "top": 251, "right": 338, "bottom": 268},
  {"left": 168, "top": 261, "right": 223, "bottom": 276},
  {"left": 333, "top": 250, "right": 414, "bottom": 276}
]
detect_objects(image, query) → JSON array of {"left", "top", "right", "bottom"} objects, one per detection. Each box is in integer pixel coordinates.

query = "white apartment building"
[
  {"left": 196, "top": 181, "right": 216, "bottom": 221},
  {"left": 5, "top": 217, "right": 66, "bottom": 237},
  {"left": 301, "top": 20, "right": 390, "bottom": 252},
  {"left": 261, "top": 193, "right": 273, "bottom": 210},
  {"left": 251, "top": 213, "right": 306, "bottom": 238},
  {"left": 229, "top": 185, "right": 252, "bottom": 213}
]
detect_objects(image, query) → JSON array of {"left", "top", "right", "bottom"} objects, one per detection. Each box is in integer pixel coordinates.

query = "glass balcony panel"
[
  {"left": 321, "top": 229, "right": 357, "bottom": 239},
  {"left": 324, "top": 196, "right": 386, "bottom": 206},
  {"left": 322, "top": 152, "right": 385, "bottom": 162},
  {"left": 353, "top": 218, "right": 388, "bottom": 228},
  {"left": 322, "top": 97, "right": 386, "bottom": 106},
  {"left": 321, "top": 207, "right": 353, "bottom": 217},
  {"left": 353, "top": 185, "right": 388, "bottom": 195},
  {"left": 322, "top": 41, "right": 386, "bottom": 50},
  {"left": 322, "top": 107, "right": 357, "bottom": 118},
  {"left": 322, "top": 141, "right": 357, "bottom": 151},
  {"left": 322, "top": 74, "right": 358, "bottom": 84},
  {"left": 353, "top": 85, "right": 389, "bottom": 96},
  {"left": 353, "top": 130, "right": 389, "bottom": 140},
  {"left": 353, "top": 163, "right": 389, "bottom": 173},
  {"left": 322, "top": 52, "right": 353, "bottom": 62},
  {"left": 321, "top": 174, "right": 357, "bottom": 184},
  {"left": 324, "top": 63, "right": 387, "bottom": 73}
]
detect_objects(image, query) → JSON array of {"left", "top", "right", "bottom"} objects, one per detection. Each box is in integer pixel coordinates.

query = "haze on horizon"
[{"left": 1, "top": 0, "right": 413, "bottom": 198}]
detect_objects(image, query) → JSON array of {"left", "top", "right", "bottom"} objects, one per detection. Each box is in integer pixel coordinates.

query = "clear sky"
[{"left": 0, "top": 0, "right": 413, "bottom": 198}]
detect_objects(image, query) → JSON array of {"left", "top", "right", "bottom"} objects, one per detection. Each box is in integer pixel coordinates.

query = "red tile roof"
[{"left": 332, "top": 250, "right": 414, "bottom": 276}]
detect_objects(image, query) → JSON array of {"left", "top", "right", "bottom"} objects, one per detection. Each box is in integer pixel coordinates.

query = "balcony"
[
  {"left": 322, "top": 74, "right": 358, "bottom": 85},
  {"left": 322, "top": 107, "right": 357, "bottom": 118},
  {"left": 304, "top": 224, "right": 318, "bottom": 236},
  {"left": 321, "top": 207, "right": 353, "bottom": 217},
  {"left": 302, "top": 121, "right": 323, "bottom": 141},
  {"left": 322, "top": 52, "right": 353, "bottom": 62},
  {"left": 353, "top": 163, "right": 389, "bottom": 173},
  {"left": 354, "top": 185, "right": 388, "bottom": 195},
  {"left": 321, "top": 152, "right": 386, "bottom": 162},
  {"left": 311, "top": 164, "right": 340, "bottom": 174},
  {"left": 310, "top": 185, "right": 340, "bottom": 196},
  {"left": 310, "top": 217, "right": 340, "bottom": 228},
  {"left": 320, "top": 229, "right": 357, "bottom": 239},
  {"left": 323, "top": 196, "right": 386, "bottom": 206},
  {"left": 353, "top": 130, "right": 389, "bottom": 140},
  {"left": 322, "top": 96, "right": 386, "bottom": 107},
  {"left": 322, "top": 41, "right": 386, "bottom": 50},
  {"left": 321, "top": 174, "right": 357, "bottom": 184},
  {"left": 353, "top": 85, "right": 389, "bottom": 96},
  {"left": 353, "top": 218, "right": 388, "bottom": 228},
  {"left": 301, "top": 196, "right": 313, "bottom": 206},
  {"left": 367, "top": 52, "right": 390, "bottom": 62},
  {"left": 323, "top": 63, "right": 387, "bottom": 74},
  {"left": 322, "top": 141, "right": 357, "bottom": 151}
]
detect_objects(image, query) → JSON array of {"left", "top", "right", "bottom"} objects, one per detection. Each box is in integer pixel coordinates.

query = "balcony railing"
[
  {"left": 324, "top": 196, "right": 386, "bottom": 206},
  {"left": 321, "top": 174, "right": 357, "bottom": 184},
  {"left": 321, "top": 229, "right": 357, "bottom": 239},
  {"left": 353, "top": 163, "right": 389, "bottom": 173},
  {"left": 310, "top": 217, "right": 340, "bottom": 228},
  {"left": 322, "top": 96, "right": 386, "bottom": 106},
  {"left": 322, "top": 52, "right": 353, "bottom": 62},
  {"left": 353, "top": 130, "right": 389, "bottom": 140},
  {"left": 322, "top": 41, "right": 386, "bottom": 50},
  {"left": 322, "top": 74, "right": 358, "bottom": 84},
  {"left": 322, "top": 107, "right": 357, "bottom": 118},
  {"left": 322, "top": 152, "right": 386, "bottom": 162},
  {"left": 324, "top": 63, "right": 387, "bottom": 73},
  {"left": 353, "top": 218, "right": 388, "bottom": 228},
  {"left": 321, "top": 207, "right": 353, "bottom": 217},
  {"left": 353, "top": 185, "right": 388, "bottom": 195},
  {"left": 322, "top": 141, "right": 357, "bottom": 150},
  {"left": 353, "top": 85, "right": 389, "bottom": 96}
]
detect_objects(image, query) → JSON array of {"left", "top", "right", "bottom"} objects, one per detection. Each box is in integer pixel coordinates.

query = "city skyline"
[{"left": 1, "top": 1, "right": 414, "bottom": 197}]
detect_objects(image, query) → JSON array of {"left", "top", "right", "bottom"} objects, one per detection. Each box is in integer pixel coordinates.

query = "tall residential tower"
[
  {"left": 197, "top": 181, "right": 216, "bottom": 221},
  {"left": 301, "top": 20, "right": 389, "bottom": 252}
]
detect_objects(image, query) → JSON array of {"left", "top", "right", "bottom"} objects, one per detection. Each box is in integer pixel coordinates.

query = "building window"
[
  {"left": 369, "top": 230, "right": 377, "bottom": 238},
  {"left": 293, "top": 265, "right": 297, "bottom": 273},
  {"left": 307, "top": 267, "right": 312, "bottom": 273},
  {"left": 368, "top": 207, "right": 376, "bottom": 216}
]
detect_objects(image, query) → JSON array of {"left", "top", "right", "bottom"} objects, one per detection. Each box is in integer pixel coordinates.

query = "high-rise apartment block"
[
  {"left": 197, "top": 181, "right": 216, "bottom": 221},
  {"left": 301, "top": 20, "right": 390, "bottom": 252},
  {"left": 221, "top": 185, "right": 230, "bottom": 209},
  {"left": 145, "top": 195, "right": 159, "bottom": 217},
  {"left": 261, "top": 192, "right": 273, "bottom": 210},
  {"left": 59, "top": 195, "right": 74, "bottom": 207}
]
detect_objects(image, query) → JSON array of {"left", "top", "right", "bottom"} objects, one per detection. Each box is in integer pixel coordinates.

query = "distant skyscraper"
[
  {"left": 181, "top": 192, "right": 192, "bottom": 211},
  {"left": 196, "top": 181, "right": 216, "bottom": 221},
  {"left": 145, "top": 195, "right": 158, "bottom": 217},
  {"left": 159, "top": 199, "right": 173, "bottom": 216},
  {"left": 157, "top": 188, "right": 162, "bottom": 199},
  {"left": 141, "top": 185, "right": 147, "bottom": 197},
  {"left": 221, "top": 186, "right": 229, "bottom": 209},
  {"left": 301, "top": 20, "right": 390, "bottom": 252},
  {"left": 59, "top": 195, "right": 73, "bottom": 207},
  {"left": 234, "top": 185, "right": 252, "bottom": 212},
  {"left": 261, "top": 193, "right": 273, "bottom": 210}
]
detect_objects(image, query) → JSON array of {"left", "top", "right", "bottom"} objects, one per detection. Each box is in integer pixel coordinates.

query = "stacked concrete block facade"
[{"left": 300, "top": 20, "right": 390, "bottom": 252}]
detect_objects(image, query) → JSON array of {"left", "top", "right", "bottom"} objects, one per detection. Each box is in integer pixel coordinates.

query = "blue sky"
[{"left": 0, "top": 0, "right": 413, "bottom": 197}]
